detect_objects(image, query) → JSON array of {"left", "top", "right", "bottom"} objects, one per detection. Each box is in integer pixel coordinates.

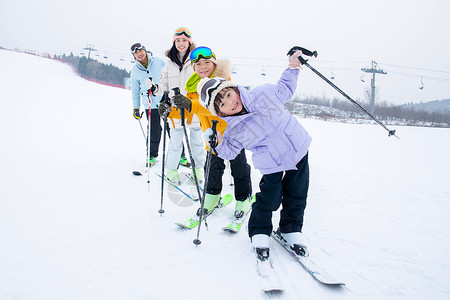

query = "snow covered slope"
[{"left": 1, "top": 49, "right": 450, "bottom": 299}]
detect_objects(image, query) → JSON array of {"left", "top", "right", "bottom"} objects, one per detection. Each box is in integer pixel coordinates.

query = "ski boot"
[
  {"left": 192, "top": 168, "right": 203, "bottom": 185},
  {"left": 252, "top": 234, "right": 270, "bottom": 262},
  {"left": 196, "top": 193, "right": 220, "bottom": 216},
  {"left": 234, "top": 195, "right": 254, "bottom": 219},
  {"left": 275, "top": 228, "right": 309, "bottom": 257},
  {"left": 146, "top": 156, "right": 157, "bottom": 167},
  {"left": 179, "top": 156, "right": 190, "bottom": 168},
  {"left": 167, "top": 169, "right": 181, "bottom": 185}
]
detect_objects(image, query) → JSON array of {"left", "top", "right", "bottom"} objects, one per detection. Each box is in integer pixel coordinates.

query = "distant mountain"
[{"left": 400, "top": 99, "right": 450, "bottom": 114}]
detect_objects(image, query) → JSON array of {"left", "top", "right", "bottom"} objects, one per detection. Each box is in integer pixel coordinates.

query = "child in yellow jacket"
[{"left": 171, "top": 46, "right": 253, "bottom": 217}]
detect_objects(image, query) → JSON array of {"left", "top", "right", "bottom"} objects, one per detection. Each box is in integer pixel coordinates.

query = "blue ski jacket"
[{"left": 130, "top": 55, "right": 165, "bottom": 109}]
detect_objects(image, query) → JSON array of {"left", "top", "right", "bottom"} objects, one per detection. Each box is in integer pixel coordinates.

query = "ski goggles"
[
  {"left": 130, "top": 43, "right": 145, "bottom": 53},
  {"left": 174, "top": 27, "right": 192, "bottom": 38},
  {"left": 199, "top": 77, "right": 225, "bottom": 107},
  {"left": 190, "top": 46, "right": 216, "bottom": 64}
]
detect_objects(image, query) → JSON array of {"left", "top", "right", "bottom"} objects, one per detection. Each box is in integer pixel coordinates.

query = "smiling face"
[
  {"left": 133, "top": 49, "right": 148, "bottom": 64},
  {"left": 174, "top": 37, "right": 190, "bottom": 54},
  {"left": 193, "top": 58, "right": 215, "bottom": 79},
  {"left": 215, "top": 87, "right": 243, "bottom": 117}
]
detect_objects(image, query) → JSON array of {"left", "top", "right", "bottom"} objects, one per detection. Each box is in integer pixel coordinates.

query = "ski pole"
[
  {"left": 146, "top": 90, "right": 152, "bottom": 189},
  {"left": 172, "top": 88, "right": 203, "bottom": 204},
  {"left": 137, "top": 112, "right": 147, "bottom": 142},
  {"left": 193, "top": 120, "right": 219, "bottom": 246},
  {"left": 288, "top": 46, "right": 399, "bottom": 139},
  {"left": 158, "top": 91, "right": 171, "bottom": 215}
]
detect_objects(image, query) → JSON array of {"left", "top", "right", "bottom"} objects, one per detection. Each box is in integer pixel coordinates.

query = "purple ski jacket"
[{"left": 216, "top": 68, "right": 312, "bottom": 175}]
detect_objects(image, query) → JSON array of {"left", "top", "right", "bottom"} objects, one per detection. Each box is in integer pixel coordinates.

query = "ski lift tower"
[
  {"left": 83, "top": 44, "right": 97, "bottom": 60},
  {"left": 361, "top": 61, "right": 387, "bottom": 114}
]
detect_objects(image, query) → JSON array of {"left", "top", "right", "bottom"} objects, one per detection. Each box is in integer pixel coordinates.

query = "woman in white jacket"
[{"left": 158, "top": 27, "right": 204, "bottom": 185}]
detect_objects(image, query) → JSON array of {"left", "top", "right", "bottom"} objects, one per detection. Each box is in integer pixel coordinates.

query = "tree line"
[
  {"left": 57, "top": 53, "right": 129, "bottom": 86},
  {"left": 286, "top": 96, "right": 450, "bottom": 127}
]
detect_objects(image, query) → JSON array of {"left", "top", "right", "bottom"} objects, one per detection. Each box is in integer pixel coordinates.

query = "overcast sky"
[{"left": 1, "top": 0, "right": 449, "bottom": 105}]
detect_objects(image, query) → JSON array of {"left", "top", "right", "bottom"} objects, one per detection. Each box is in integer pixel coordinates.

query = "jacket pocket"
[
  {"left": 283, "top": 119, "right": 304, "bottom": 152},
  {"left": 252, "top": 145, "right": 281, "bottom": 170}
]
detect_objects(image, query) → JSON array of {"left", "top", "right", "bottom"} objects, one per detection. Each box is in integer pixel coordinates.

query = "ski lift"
[
  {"left": 360, "top": 73, "right": 366, "bottom": 82},
  {"left": 419, "top": 76, "right": 424, "bottom": 90},
  {"left": 261, "top": 66, "right": 266, "bottom": 76},
  {"left": 120, "top": 56, "right": 125, "bottom": 61},
  {"left": 95, "top": 53, "right": 99, "bottom": 57},
  {"left": 330, "top": 68, "right": 335, "bottom": 80}
]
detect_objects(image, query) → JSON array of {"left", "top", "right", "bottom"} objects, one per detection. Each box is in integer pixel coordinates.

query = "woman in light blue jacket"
[
  {"left": 198, "top": 50, "right": 312, "bottom": 261},
  {"left": 130, "top": 42, "right": 165, "bottom": 166}
]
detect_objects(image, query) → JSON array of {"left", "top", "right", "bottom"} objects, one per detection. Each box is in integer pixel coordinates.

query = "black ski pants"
[
  {"left": 248, "top": 153, "right": 309, "bottom": 238},
  {"left": 205, "top": 149, "right": 252, "bottom": 201},
  {"left": 145, "top": 108, "right": 162, "bottom": 158}
]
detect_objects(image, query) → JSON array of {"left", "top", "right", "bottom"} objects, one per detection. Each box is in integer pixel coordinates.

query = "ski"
[
  {"left": 222, "top": 195, "right": 255, "bottom": 233},
  {"left": 222, "top": 210, "right": 250, "bottom": 233},
  {"left": 156, "top": 173, "right": 198, "bottom": 201},
  {"left": 175, "top": 194, "right": 233, "bottom": 229},
  {"left": 271, "top": 230, "right": 345, "bottom": 286},
  {"left": 185, "top": 173, "right": 204, "bottom": 192},
  {"left": 255, "top": 248, "right": 284, "bottom": 294},
  {"left": 132, "top": 159, "right": 159, "bottom": 176}
]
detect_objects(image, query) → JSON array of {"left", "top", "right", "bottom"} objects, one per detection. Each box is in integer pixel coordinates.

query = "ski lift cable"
[
  {"left": 387, "top": 70, "right": 450, "bottom": 83},
  {"left": 379, "top": 62, "right": 450, "bottom": 74},
  {"left": 226, "top": 56, "right": 368, "bottom": 65}
]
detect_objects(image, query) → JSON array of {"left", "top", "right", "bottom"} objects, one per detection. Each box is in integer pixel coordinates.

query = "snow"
[{"left": 1, "top": 49, "right": 450, "bottom": 300}]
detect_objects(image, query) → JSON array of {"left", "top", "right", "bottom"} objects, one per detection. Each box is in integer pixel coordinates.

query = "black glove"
[
  {"left": 158, "top": 102, "right": 171, "bottom": 117},
  {"left": 172, "top": 94, "right": 192, "bottom": 112},
  {"left": 133, "top": 108, "right": 141, "bottom": 120}
]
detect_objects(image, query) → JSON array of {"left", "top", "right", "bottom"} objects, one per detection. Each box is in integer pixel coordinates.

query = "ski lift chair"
[
  {"left": 261, "top": 66, "right": 266, "bottom": 76},
  {"left": 419, "top": 76, "right": 424, "bottom": 90}
]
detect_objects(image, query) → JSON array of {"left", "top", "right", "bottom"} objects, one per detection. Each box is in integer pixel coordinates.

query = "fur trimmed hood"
[
  {"left": 185, "top": 59, "right": 232, "bottom": 93},
  {"left": 213, "top": 59, "right": 232, "bottom": 80}
]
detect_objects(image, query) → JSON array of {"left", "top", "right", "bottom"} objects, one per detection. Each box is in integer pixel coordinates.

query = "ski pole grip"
[
  {"left": 172, "top": 87, "right": 185, "bottom": 126},
  {"left": 287, "top": 46, "right": 318, "bottom": 65},
  {"left": 287, "top": 46, "right": 318, "bottom": 57},
  {"left": 172, "top": 87, "right": 180, "bottom": 95},
  {"left": 210, "top": 120, "right": 219, "bottom": 149},
  {"left": 171, "top": 87, "right": 187, "bottom": 126},
  {"left": 211, "top": 120, "right": 218, "bottom": 133}
]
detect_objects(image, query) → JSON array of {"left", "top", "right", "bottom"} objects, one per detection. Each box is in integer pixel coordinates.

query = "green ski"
[
  {"left": 222, "top": 195, "right": 256, "bottom": 233},
  {"left": 176, "top": 194, "right": 233, "bottom": 229}
]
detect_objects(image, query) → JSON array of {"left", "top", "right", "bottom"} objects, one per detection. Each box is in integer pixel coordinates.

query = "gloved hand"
[
  {"left": 203, "top": 128, "right": 222, "bottom": 148},
  {"left": 172, "top": 94, "right": 192, "bottom": 112},
  {"left": 133, "top": 108, "right": 141, "bottom": 120},
  {"left": 158, "top": 102, "right": 172, "bottom": 117},
  {"left": 145, "top": 78, "right": 158, "bottom": 98}
]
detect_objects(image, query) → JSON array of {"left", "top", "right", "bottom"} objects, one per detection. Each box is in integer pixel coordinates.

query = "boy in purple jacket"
[{"left": 197, "top": 50, "right": 312, "bottom": 261}]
